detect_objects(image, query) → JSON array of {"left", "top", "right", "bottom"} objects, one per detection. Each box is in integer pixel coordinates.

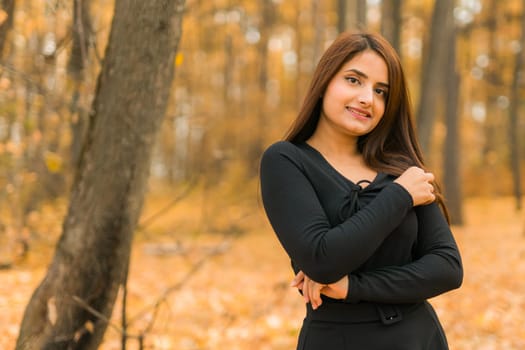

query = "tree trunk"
[
  {"left": 337, "top": 0, "right": 347, "bottom": 33},
  {"left": 68, "top": 0, "right": 91, "bottom": 80},
  {"left": 312, "top": 0, "right": 324, "bottom": 64},
  {"left": 248, "top": 0, "right": 275, "bottom": 175},
  {"left": 68, "top": 0, "right": 92, "bottom": 167},
  {"left": 0, "top": 0, "right": 15, "bottom": 56},
  {"left": 294, "top": 0, "right": 304, "bottom": 107},
  {"left": 416, "top": 0, "right": 452, "bottom": 155},
  {"left": 443, "top": 8, "right": 463, "bottom": 225},
  {"left": 508, "top": 0, "right": 525, "bottom": 210},
  {"left": 16, "top": 1, "right": 186, "bottom": 349},
  {"left": 482, "top": 0, "right": 503, "bottom": 162},
  {"left": 381, "top": 0, "right": 402, "bottom": 54},
  {"left": 347, "top": 0, "right": 367, "bottom": 30}
]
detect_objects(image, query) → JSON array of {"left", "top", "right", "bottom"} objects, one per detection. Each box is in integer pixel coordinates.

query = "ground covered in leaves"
[{"left": 1, "top": 195, "right": 524, "bottom": 349}]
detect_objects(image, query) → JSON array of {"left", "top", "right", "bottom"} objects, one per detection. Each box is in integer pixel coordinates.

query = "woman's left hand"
[{"left": 290, "top": 271, "right": 349, "bottom": 310}]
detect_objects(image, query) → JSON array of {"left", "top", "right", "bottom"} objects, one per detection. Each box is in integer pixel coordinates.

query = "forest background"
[{"left": 0, "top": 0, "right": 524, "bottom": 349}]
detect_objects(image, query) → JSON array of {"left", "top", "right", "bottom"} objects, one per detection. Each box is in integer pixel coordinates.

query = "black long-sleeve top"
[{"left": 260, "top": 141, "right": 463, "bottom": 304}]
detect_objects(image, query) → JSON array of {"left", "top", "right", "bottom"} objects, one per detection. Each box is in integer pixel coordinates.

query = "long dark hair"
[{"left": 285, "top": 31, "right": 449, "bottom": 221}]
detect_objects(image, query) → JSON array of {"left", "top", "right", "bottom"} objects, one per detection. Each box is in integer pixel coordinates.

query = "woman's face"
[{"left": 319, "top": 50, "right": 389, "bottom": 139}]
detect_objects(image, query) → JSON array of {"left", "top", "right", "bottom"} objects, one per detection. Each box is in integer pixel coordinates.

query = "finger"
[
  {"left": 311, "top": 284, "right": 324, "bottom": 310},
  {"left": 307, "top": 278, "right": 316, "bottom": 307},
  {"left": 322, "top": 285, "right": 338, "bottom": 299},
  {"left": 308, "top": 280, "right": 316, "bottom": 308},
  {"left": 308, "top": 279, "right": 325, "bottom": 310},
  {"left": 424, "top": 193, "right": 436, "bottom": 205},
  {"left": 293, "top": 280, "right": 303, "bottom": 291},
  {"left": 296, "top": 280, "right": 304, "bottom": 291},
  {"left": 303, "top": 276, "right": 311, "bottom": 304},
  {"left": 290, "top": 270, "right": 305, "bottom": 287},
  {"left": 306, "top": 278, "right": 318, "bottom": 307}
]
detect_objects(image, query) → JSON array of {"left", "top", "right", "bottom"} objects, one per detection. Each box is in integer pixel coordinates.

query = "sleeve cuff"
[
  {"left": 345, "top": 274, "right": 361, "bottom": 303},
  {"left": 389, "top": 182, "right": 414, "bottom": 208}
]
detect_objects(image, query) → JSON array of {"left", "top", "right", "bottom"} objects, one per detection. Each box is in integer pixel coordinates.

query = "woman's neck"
[
  {"left": 307, "top": 130, "right": 360, "bottom": 159},
  {"left": 306, "top": 130, "right": 376, "bottom": 183}
]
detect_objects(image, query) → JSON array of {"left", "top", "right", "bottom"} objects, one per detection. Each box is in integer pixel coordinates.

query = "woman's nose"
[{"left": 358, "top": 87, "right": 373, "bottom": 105}]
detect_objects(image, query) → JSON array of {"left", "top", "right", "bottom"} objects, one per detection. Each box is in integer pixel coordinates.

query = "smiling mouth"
[{"left": 346, "top": 107, "right": 371, "bottom": 119}]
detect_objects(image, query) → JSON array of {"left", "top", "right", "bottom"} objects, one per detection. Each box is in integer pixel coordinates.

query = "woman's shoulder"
[
  {"left": 260, "top": 141, "right": 307, "bottom": 169},
  {"left": 262, "top": 140, "right": 303, "bottom": 158}
]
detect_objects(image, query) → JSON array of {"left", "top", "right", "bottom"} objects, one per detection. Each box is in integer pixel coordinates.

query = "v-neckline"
[{"left": 300, "top": 142, "right": 383, "bottom": 189}]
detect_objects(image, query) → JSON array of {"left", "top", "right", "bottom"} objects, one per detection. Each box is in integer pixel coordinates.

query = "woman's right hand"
[
  {"left": 394, "top": 166, "right": 435, "bottom": 206},
  {"left": 291, "top": 271, "right": 349, "bottom": 310}
]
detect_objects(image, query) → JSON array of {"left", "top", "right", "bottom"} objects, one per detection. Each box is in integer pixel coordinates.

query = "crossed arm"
[
  {"left": 260, "top": 145, "right": 463, "bottom": 310},
  {"left": 291, "top": 201, "right": 463, "bottom": 309}
]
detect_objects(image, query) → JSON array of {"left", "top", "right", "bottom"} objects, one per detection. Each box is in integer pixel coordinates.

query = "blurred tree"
[
  {"left": 508, "top": 0, "right": 524, "bottom": 210},
  {"left": 15, "top": 0, "right": 186, "bottom": 349},
  {"left": 347, "top": 0, "right": 367, "bottom": 30},
  {"left": 476, "top": 1, "right": 522, "bottom": 197},
  {"left": 416, "top": 0, "right": 452, "bottom": 155},
  {"left": 294, "top": 0, "right": 305, "bottom": 106},
  {"left": 335, "top": 0, "right": 367, "bottom": 32},
  {"left": 381, "top": 0, "right": 401, "bottom": 54},
  {"left": 68, "top": 0, "right": 91, "bottom": 81},
  {"left": 482, "top": 0, "right": 504, "bottom": 164},
  {"left": 247, "top": 0, "right": 276, "bottom": 175},
  {"left": 443, "top": 3, "right": 464, "bottom": 225},
  {"left": 312, "top": 0, "right": 325, "bottom": 64},
  {"left": 0, "top": 0, "right": 15, "bottom": 55},
  {"left": 68, "top": 0, "right": 92, "bottom": 166},
  {"left": 337, "top": 0, "right": 348, "bottom": 33}
]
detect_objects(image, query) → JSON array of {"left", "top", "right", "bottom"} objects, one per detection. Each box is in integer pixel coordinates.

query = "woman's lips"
[{"left": 346, "top": 106, "right": 371, "bottom": 119}]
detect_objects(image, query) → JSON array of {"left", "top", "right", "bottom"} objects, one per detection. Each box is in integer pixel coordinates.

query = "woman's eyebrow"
[
  {"left": 344, "top": 68, "right": 368, "bottom": 78},
  {"left": 344, "top": 68, "right": 389, "bottom": 88}
]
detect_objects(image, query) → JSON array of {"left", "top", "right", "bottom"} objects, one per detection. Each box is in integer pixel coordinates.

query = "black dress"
[{"left": 259, "top": 141, "right": 463, "bottom": 350}]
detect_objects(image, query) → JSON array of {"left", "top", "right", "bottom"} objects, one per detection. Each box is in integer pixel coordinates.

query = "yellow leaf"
[
  {"left": 44, "top": 151, "right": 63, "bottom": 173},
  {"left": 175, "top": 52, "right": 184, "bottom": 66}
]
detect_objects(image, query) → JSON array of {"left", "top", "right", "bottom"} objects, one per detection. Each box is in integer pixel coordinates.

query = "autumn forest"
[{"left": 0, "top": 0, "right": 524, "bottom": 349}]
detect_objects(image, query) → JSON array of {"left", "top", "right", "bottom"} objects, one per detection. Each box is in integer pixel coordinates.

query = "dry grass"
[{"left": 1, "top": 195, "right": 524, "bottom": 349}]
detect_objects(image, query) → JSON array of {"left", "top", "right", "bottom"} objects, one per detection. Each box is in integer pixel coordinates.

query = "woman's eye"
[
  {"left": 375, "top": 88, "right": 388, "bottom": 97},
  {"left": 346, "top": 76, "right": 359, "bottom": 84}
]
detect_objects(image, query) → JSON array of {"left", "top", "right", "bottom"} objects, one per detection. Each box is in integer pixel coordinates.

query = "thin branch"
[
  {"left": 127, "top": 239, "right": 231, "bottom": 326},
  {"left": 74, "top": 0, "right": 89, "bottom": 69},
  {"left": 137, "top": 178, "right": 198, "bottom": 231},
  {"left": 121, "top": 262, "right": 130, "bottom": 350},
  {"left": 71, "top": 295, "right": 126, "bottom": 335},
  {"left": 71, "top": 295, "right": 142, "bottom": 344}
]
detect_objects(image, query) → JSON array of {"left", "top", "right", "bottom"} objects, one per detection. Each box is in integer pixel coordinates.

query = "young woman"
[{"left": 259, "top": 32, "right": 463, "bottom": 349}]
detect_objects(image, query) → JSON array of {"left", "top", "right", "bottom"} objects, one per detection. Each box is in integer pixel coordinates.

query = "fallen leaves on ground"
[{"left": 1, "top": 196, "right": 524, "bottom": 349}]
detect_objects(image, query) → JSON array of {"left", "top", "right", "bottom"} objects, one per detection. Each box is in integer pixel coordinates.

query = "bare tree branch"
[
  {"left": 137, "top": 178, "right": 198, "bottom": 231},
  {"left": 127, "top": 239, "right": 231, "bottom": 327}
]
